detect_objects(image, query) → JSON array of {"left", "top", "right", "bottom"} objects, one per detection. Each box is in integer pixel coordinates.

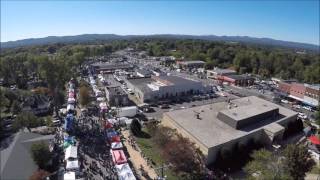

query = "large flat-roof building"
[
  {"left": 162, "top": 96, "right": 297, "bottom": 165},
  {"left": 125, "top": 75, "right": 208, "bottom": 103}
]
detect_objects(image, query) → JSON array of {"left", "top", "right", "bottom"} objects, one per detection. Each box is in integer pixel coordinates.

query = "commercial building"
[
  {"left": 278, "top": 82, "right": 319, "bottom": 107},
  {"left": 105, "top": 86, "right": 129, "bottom": 107},
  {"left": 207, "top": 68, "right": 237, "bottom": 79},
  {"left": 221, "top": 74, "right": 255, "bottom": 86},
  {"left": 90, "top": 62, "right": 134, "bottom": 74},
  {"left": 206, "top": 68, "right": 253, "bottom": 86},
  {"left": 177, "top": 60, "right": 205, "bottom": 70},
  {"left": 125, "top": 75, "right": 208, "bottom": 103},
  {"left": 136, "top": 69, "right": 152, "bottom": 78},
  {"left": 162, "top": 96, "right": 297, "bottom": 165}
]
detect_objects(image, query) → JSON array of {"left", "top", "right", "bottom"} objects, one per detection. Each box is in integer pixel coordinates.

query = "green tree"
[
  {"left": 30, "top": 142, "right": 52, "bottom": 169},
  {"left": 130, "top": 119, "right": 142, "bottom": 136},
  {"left": 244, "top": 149, "right": 289, "bottom": 180},
  {"left": 79, "top": 85, "right": 90, "bottom": 107},
  {"left": 13, "top": 111, "right": 42, "bottom": 131},
  {"left": 283, "top": 144, "right": 315, "bottom": 180}
]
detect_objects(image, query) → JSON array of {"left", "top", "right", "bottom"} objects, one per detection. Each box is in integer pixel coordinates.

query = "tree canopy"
[
  {"left": 245, "top": 145, "right": 315, "bottom": 180},
  {"left": 30, "top": 142, "right": 52, "bottom": 169}
]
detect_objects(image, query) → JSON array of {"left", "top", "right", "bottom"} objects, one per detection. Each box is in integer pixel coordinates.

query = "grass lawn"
[
  {"left": 135, "top": 129, "right": 180, "bottom": 180},
  {"left": 310, "top": 164, "right": 320, "bottom": 174}
]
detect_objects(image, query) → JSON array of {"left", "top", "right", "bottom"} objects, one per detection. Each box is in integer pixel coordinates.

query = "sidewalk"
[{"left": 122, "top": 130, "right": 158, "bottom": 180}]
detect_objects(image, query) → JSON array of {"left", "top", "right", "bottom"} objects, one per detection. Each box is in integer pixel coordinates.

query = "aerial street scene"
[{"left": 0, "top": 0, "right": 319, "bottom": 180}]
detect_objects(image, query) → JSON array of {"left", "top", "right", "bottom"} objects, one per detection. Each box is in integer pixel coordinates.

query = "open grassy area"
[
  {"left": 135, "top": 129, "right": 180, "bottom": 180},
  {"left": 310, "top": 164, "right": 320, "bottom": 174}
]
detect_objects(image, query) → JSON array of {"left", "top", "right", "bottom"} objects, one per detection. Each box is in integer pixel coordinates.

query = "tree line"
[{"left": 134, "top": 39, "right": 319, "bottom": 83}]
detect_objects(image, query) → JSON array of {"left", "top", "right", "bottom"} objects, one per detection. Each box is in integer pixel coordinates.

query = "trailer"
[{"left": 117, "top": 106, "right": 137, "bottom": 117}]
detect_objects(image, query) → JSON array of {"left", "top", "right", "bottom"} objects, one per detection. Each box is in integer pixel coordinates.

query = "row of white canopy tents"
[
  {"left": 64, "top": 79, "right": 78, "bottom": 180},
  {"left": 88, "top": 74, "right": 108, "bottom": 114},
  {"left": 63, "top": 141, "right": 79, "bottom": 179}
]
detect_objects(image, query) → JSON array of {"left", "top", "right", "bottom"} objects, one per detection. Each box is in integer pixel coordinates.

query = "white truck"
[{"left": 117, "top": 106, "right": 138, "bottom": 117}]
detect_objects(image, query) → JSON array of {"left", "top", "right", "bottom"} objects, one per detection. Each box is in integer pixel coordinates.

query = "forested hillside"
[{"left": 0, "top": 39, "right": 319, "bottom": 89}]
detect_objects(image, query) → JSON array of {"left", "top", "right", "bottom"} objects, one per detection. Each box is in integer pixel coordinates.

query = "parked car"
[
  {"left": 160, "top": 104, "right": 170, "bottom": 109},
  {"left": 302, "top": 106, "right": 313, "bottom": 112},
  {"left": 281, "top": 99, "right": 289, "bottom": 104}
]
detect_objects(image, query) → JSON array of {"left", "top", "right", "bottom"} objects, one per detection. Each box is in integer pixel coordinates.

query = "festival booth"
[
  {"left": 115, "top": 163, "right": 136, "bottom": 180},
  {"left": 65, "top": 145, "right": 78, "bottom": 160},
  {"left": 111, "top": 150, "right": 127, "bottom": 165},
  {"left": 64, "top": 114, "right": 75, "bottom": 132},
  {"left": 68, "top": 88, "right": 75, "bottom": 93},
  {"left": 106, "top": 130, "right": 118, "bottom": 140},
  {"left": 309, "top": 135, "right": 320, "bottom": 148},
  {"left": 68, "top": 92, "right": 75, "bottom": 98},
  {"left": 111, "top": 142, "right": 123, "bottom": 150},
  {"left": 112, "top": 136, "right": 121, "bottom": 143},
  {"left": 97, "top": 97, "right": 106, "bottom": 102},
  {"left": 67, "top": 104, "right": 74, "bottom": 112},
  {"left": 63, "top": 171, "right": 76, "bottom": 180},
  {"left": 63, "top": 136, "right": 75, "bottom": 149},
  {"left": 107, "top": 118, "right": 119, "bottom": 125},
  {"left": 105, "top": 122, "right": 113, "bottom": 129},
  {"left": 67, "top": 98, "right": 76, "bottom": 104},
  {"left": 66, "top": 160, "right": 79, "bottom": 171}
]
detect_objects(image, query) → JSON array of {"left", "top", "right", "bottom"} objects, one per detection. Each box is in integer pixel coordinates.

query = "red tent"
[
  {"left": 105, "top": 122, "right": 113, "bottom": 129},
  {"left": 309, "top": 136, "right": 320, "bottom": 145},
  {"left": 111, "top": 150, "right": 127, "bottom": 165},
  {"left": 112, "top": 136, "right": 121, "bottom": 142}
]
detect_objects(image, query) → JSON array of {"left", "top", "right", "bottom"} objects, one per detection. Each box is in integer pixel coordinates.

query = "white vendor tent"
[
  {"left": 67, "top": 98, "right": 76, "bottom": 104},
  {"left": 97, "top": 97, "right": 106, "bottom": 102},
  {"left": 67, "top": 104, "right": 74, "bottom": 111},
  {"left": 66, "top": 160, "right": 79, "bottom": 170},
  {"left": 115, "top": 163, "right": 136, "bottom": 180},
  {"left": 65, "top": 145, "right": 78, "bottom": 160},
  {"left": 63, "top": 171, "right": 76, "bottom": 180},
  {"left": 111, "top": 142, "right": 123, "bottom": 149}
]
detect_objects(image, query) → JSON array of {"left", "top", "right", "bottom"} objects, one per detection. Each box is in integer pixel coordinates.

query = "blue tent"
[
  {"left": 106, "top": 131, "right": 118, "bottom": 140},
  {"left": 64, "top": 113, "right": 75, "bottom": 132}
]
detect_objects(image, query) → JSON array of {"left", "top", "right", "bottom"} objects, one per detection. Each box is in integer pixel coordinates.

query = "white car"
[
  {"left": 293, "top": 105, "right": 301, "bottom": 109},
  {"left": 281, "top": 99, "right": 289, "bottom": 104},
  {"left": 302, "top": 106, "right": 313, "bottom": 111},
  {"left": 298, "top": 112, "right": 307, "bottom": 119}
]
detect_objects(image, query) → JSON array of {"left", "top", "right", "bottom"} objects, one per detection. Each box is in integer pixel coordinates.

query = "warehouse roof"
[{"left": 163, "top": 96, "right": 297, "bottom": 148}]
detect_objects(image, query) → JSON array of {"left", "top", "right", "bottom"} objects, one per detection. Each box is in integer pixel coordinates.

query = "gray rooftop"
[
  {"left": 0, "top": 131, "right": 54, "bottom": 180},
  {"left": 106, "top": 86, "right": 127, "bottom": 96},
  {"left": 164, "top": 96, "right": 297, "bottom": 149},
  {"left": 156, "top": 75, "right": 200, "bottom": 85},
  {"left": 219, "top": 104, "right": 278, "bottom": 122}
]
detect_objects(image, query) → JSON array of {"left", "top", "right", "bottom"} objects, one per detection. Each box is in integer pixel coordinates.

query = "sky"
[{"left": 1, "top": 0, "right": 319, "bottom": 45}]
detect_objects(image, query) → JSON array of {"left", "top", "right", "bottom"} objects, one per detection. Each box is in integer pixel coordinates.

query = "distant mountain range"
[{"left": 1, "top": 34, "right": 319, "bottom": 51}]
